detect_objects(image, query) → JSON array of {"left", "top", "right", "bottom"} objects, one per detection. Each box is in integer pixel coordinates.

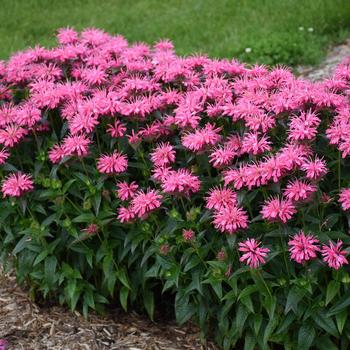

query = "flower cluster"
[{"left": 1, "top": 27, "right": 350, "bottom": 272}]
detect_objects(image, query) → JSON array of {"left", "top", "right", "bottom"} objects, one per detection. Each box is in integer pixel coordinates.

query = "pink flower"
[
  {"left": 130, "top": 189, "right": 162, "bottom": 218},
  {"left": 116, "top": 181, "right": 139, "bottom": 200},
  {"left": 321, "top": 240, "right": 348, "bottom": 269},
  {"left": 182, "top": 229, "right": 195, "bottom": 241},
  {"left": 288, "top": 111, "right": 320, "bottom": 141},
  {"left": 150, "top": 142, "right": 176, "bottom": 167},
  {"left": 117, "top": 206, "right": 135, "bottom": 223},
  {"left": 161, "top": 168, "right": 201, "bottom": 195},
  {"left": 48, "top": 144, "right": 66, "bottom": 164},
  {"left": 241, "top": 132, "right": 271, "bottom": 155},
  {"left": 261, "top": 197, "right": 296, "bottom": 223},
  {"left": 0, "top": 124, "right": 27, "bottom": 148},
  {"left": 107, "top": 120, "right": 126, "bottom": 138},
  {"left": 182, "top": 123, "right": 222, "bottom": 152},
  {"left": 209, "top": 145, "right": 236, "bottom": 168},
  {"left": 1, "top": 172, "right": 34, "bottom": 198},
  {"left": 339, "top": 188, "right": 350, "bottom": 211},
  {"left": 82, "top": 223, "right": 99, "bottom": 235},
  {"left": 0, "top": 148, "right": 9, "bottom": 165},
  {"left": 97, "top": 151, "right": 128, "bottom": 174},
  {"left": 213, "top": 206, "right": 248, "bottom": 234},
  {"left": 239, "top": 238, "right": 270, "bottom": 269},
  {"left": 283, "top": 180, "right": 317, "bottom": 202},
  {"left": 288, "top": 231, "right": 320, "bottom": 264},
  {"left": 205, "top": 186, "right": 237, "bottom": 210},
  {"left": 300, "top": 157, "right": 327, "bottom": 180},
  {"left": 62, "top": 134, "right": 90, "bottom": 157}
]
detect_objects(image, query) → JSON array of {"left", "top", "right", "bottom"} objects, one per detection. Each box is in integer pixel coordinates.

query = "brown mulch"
[{"left": 0, "top": 271, "right": 218, "bottom": 350}]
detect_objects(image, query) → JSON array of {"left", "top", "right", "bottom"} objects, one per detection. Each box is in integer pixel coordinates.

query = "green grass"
[{"left": 0, "top": 0, "right": 350, "bottom": 66}]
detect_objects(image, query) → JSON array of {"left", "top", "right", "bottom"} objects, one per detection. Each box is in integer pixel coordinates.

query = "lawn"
[{"left": 1, "top": 0, "right": 350, "bottom": 66}]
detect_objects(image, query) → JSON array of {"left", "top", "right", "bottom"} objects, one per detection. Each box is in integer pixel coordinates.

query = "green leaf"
[
  {"left": 72, "top": 213, "right": 95, "bottom": 223},
  {"left": 328, "top": 290, "right": 350, "bottom": 316},
  {"left": 312, "top": 312, "right": 338, "bottom": 337},
  {"left": 175, "top": 293, "right": 195, "bottom": 325},
  {"left": 119, "top": 286, "right": 129, "bottom": 311},
  {"left": 253, "top": 314, "right": 262, "bottom": 336},
  {"left": 298, "top": 324, "right": 315, "bottom": 350},
  {"left": 238, "top": 285, "right": 258, "bottom": 301},
  {"left": 244, "top": 333, "right": 256, "bottom": 350},
  {"left": 335, "top": 309, "right": 347, "bottom": 334},
  {"left": 263, "top": 317, "right": 278, "bottom": 344},
  {"left": 285, "top": 286, "right": 305, "bottom": 314},
  {"left": 143, "top": 290, "right": 155, "bottom": 321},
  {"left": 326, "top": 281, "right": 340, "bottom": 306},
  {"left": 33, "top": 250, "right": 49, "bottom": 266}
]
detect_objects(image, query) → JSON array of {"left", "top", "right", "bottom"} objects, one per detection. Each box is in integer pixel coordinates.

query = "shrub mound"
[{"left": 1, "top": 28, "right": 350, "bottom": 349}]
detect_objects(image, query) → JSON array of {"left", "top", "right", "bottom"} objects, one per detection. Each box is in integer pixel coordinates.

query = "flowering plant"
[{"left": 1, "top": 27, "right": 350, "bottom": 349}]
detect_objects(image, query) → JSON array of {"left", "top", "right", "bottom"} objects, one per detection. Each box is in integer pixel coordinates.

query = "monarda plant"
[{"left": 1, "top": 27, "right": 350, "bottom": 349}]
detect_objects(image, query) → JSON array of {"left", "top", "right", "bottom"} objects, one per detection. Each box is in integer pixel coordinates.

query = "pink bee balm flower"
[
  {"left": 300, "top": 157, "right": 327, "bottom": 180},
  {"left": 117, "top": 206, "right": 135, "bottom": 223},
  {"left": 130, "top": 189, "right": 162, "bottom": 218},
  {"left": 48, "top": 144, "right": 66, "bottom": 164},
  {"left": 321, "top": 240, "right": 348, "bottom": 270},
  {"left": 182, "top": 229, "right": 195, "bottom": 241},
  {"left": 161, "top": 168, "right": 201, "bottom": 195},
  {"left": 116, "top": 181, "right": 139, "bottom": 200},
  {"left": 209, "top": 145, "right": 236, "bottom": 168},
  {"left": 1, "top": 172, "right": 34, "bottom": 198},
  {"left": 241, "top": 132, "right": 271, "bottom": 155},
  {"left": 288, "top": 231, "right": 320, "bottom": 264},
  {"left": 82, "top": 223, "right": 99, "bottom": 235},
  {"left": 205, "top": 186, "right": 237, "bottom": 211},
  {"left": 62, "top": 134, "right": 90, "bottom": 157},
  {"left": 0, "top": 339, "right": 7, "bottom": 350},
  {"left": 150, "top": 142, "right": 176, "bottom": 167},
  {"left": 261, "top": 197, "right": 296, "bottom": 223},
  {"left": 339, "top": 188, "right": 350, "bottom": 211},
  {"left": 97, "top": 151, "right": 128, "bottom": 174},
  {"left": 0, "top": 148, "right": 9, "bottom": 165},
  {"left": 107, "top": 120, "right": 127, "bottom": 138},
  {"left": 239, "top": 238, "right": 270, "bottom": 269},
  {"left": 213, "top": 206, "right": 248, "bottom": 234},
  {"left": 283, "top": 180, "right": 317, "bottom": 202}
]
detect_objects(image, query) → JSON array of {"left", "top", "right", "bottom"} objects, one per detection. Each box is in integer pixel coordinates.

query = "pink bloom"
[
  {"left": 97, "top": 151, "right": 128, "bottom": 174},
  {"left": 161, "top": 168, "right": 201, "bottom": 195},
  {"left": 182, "top": 123, "right": 222, "bottom": 152},
  {"left": 213, "top": 206, "right": 249, "bottom": 234},
  {"left": 116, "top": 181, "right": 139, "bottom": 200},
  {"left": 1, "top": 172, "right": 34, "bottom": 197},
  {"left": 130, "top": 189, "right": 162, "bottom": 218},
  {"left": 261, "top": 197, "right": 296, "bottom": 223},
  {"left": 300, "top": 157, "right": 327, "bottom": 180},
  {"left": 0, "top": 125, "right": 27, "bottom": 148},
  {"left": 339, "top": 188, "right": 350, "bottom": 211},
  {"left": 48, "top": 144, "right": 66, "bottom": 164},
  {"left": 182, "top": 229, "right": 195, "bottom": 241},
  {"left": 117, "top": 206, "right": 135, "bottom": 223},
  {"left": 283, "top": 180, "right": 317, "bottom": 202},
  {"left": 239, "top": 238, "right": 270, "bottom": 268},
  {"left": 107, "top": 120, "right": 126, "bottom": 138},
  {"left": 82, "top": 223, "right": 99, "bottom": 235},
  {"left": 209, "top": 145, "right": 236, "bottom": 168},
  {"left": 62, "top": 134, "right": 90, "bottom": 157},
  {"left": 57, "top": 27, "right": 78, "bottom": 45},
  {"left": 321, "top": 241, "right": 348, "bottom": 269},
  {"left": 150, "top": 142, "right": 176, "bottom": 167},
  {"left": 288, "top": 111, "right": 320, "bottom": 141},
  {"left": 241, "top": 132, "right": 271, "bottom": 155},
  {"left": 288, "top": 231, "right": 320, "bottom": 264},
  {"left": 0, "top": 148, "right": 9, "bottom": 165},
  {"left": 205, "top": 186, "right": 237, "bottom": 210}
]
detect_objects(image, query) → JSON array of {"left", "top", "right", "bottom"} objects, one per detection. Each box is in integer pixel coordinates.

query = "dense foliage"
[{"left": 1, "top": 28, "right": 350, "bottom": 349}]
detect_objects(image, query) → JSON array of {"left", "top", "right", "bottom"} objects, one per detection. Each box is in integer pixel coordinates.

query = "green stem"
[{"left": 255, "top": 269, "right": 272, "bottom": 298}]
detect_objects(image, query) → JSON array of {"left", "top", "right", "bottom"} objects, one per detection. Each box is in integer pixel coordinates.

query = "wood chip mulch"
[{"left": 0, "top": 271, "right": 219, "bottom": 350}]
